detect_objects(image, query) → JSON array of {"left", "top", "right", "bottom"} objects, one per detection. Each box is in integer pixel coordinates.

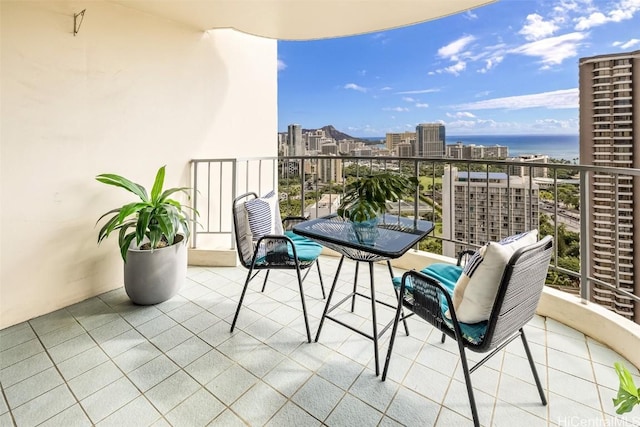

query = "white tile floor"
[{"left": 1, "top": 255, "right": 639, "bottom": 426}]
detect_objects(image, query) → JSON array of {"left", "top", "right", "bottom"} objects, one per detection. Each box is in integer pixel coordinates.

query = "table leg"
[
  {"left": 351, "top": 262, "right": 359, "bottom": 312},
  {"left": 368, "top": 261, "right": 380, "bottom": 376},
  {"left": 315, "top": 255, "right": 345, "bottom": 343},
  {"left": 386, "top": 261, "right": 410, "bottom": 336}
]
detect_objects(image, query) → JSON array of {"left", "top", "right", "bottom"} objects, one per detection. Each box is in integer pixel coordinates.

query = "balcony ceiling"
[{"left": 114, "top": 0, "right": 497, "bottom": 40}]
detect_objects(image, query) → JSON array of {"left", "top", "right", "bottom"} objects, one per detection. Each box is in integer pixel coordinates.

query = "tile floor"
[{"left": 1, "top": 255, "right": 639, "bottom": 427}]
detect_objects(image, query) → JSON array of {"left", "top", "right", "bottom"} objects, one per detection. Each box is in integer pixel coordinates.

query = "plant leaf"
[
  {"left": 96, "top": 173, "right": 149, "bottom": 202},
  {"left": 150, "top": 166, "right": 166, "bottom": 203},
  {"left": 613, "top": 362, "right": 640, "bottom": 414},
  {"left": 120, "top": 232, "right": 136, "bottom": 262}
]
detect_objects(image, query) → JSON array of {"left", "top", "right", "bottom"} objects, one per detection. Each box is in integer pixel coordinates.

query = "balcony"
[{"left": 3, "top": 2, "right": 640, "bottom": 425}]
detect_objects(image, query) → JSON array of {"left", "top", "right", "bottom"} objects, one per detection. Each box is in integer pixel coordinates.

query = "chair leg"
[
  {"left": 351, "top": 262, "right": 359, "bottom": 312},
  {"left": 457, "top": 343, "right": 480, "bottom": 427},
  {"left": 386, "top": 261, "right": 410, "bottom": 336},
  {"left": 230, "top": 267, "right": 254, "bottom": 333},
  {"left": 520, "top": 328, "right": 547, "bottom": 405},
  {"left": 315, "top": 259, "right": 326, "bottom": 299},
  {"left": 260, "top": 270, "right": 271, "bottom": 292},
  {"left": 382, "top": 281, "right": 405, "bottom": 381},
  {"left": 295, "top": 265, "right": 312, "bottom": 343}
]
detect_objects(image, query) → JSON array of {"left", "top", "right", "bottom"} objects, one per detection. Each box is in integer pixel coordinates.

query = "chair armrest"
[
  {"left": 253, "top": 234, "right": 299, "bottom": 264},
  {"left": 456, "top": 250, "right": 477, "bottom": 267},
  {"left": 402, "top": 270, "right": 465, "bottom": 340},
  {"left": 282, "top": 216, "right": 309, "bottom": 231}
]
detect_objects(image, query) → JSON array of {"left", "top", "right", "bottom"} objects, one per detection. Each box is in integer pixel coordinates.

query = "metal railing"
[{"left": 190, "top": 155, "right": 640, "bottom": 323}]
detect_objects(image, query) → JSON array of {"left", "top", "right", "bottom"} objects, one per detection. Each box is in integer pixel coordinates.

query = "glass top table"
[
  {"left": 292, "top": 214, "right": 435, "bottom": 262},
  {"left": 293, "top": 213, "right": 435, "bottom": 376}
]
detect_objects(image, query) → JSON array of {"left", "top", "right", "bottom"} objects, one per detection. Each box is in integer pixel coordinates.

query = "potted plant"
[
  {"left": 96, "top": 165, "right": 194, "bottom": 305},
  {"left": 337, "top": 172, "right": 419, "bottom": 244}
]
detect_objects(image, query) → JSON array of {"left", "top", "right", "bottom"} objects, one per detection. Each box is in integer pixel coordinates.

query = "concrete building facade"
[
  {"left": 442, "top": 168, "right": 540, "bottom": 258},
  {"left": 288, "top": 124, "right": 304, "bottom": 156},
  {"left": 416, "top": 123, "right": 445, "bottom": 158},
  {"left": 579, "top": 50, "right": 640, "bottom": 322}
]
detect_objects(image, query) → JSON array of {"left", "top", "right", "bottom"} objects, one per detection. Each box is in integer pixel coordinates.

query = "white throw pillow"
[
  {"left": 451, "top": 229, "right": 538, "bottom": 323},
  {"left": 244, "top": 190, "right": 283, "bottom": 239}
]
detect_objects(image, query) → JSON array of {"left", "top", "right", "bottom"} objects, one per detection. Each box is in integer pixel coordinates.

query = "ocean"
[
  {"left": 364, "top": 134, "right": 579, "bottom": 161},
  {"left": 447, "top": 134, "right": 579, "bottom": 162}
]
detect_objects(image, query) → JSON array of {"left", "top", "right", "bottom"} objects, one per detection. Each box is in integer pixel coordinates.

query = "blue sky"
[{"left": 277, "top": 0, "right": 640, "bottom": 136}]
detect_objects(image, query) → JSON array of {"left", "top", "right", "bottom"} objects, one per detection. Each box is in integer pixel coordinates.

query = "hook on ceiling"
[{"left": 74, "top": 9, "right": 86, "bottom": 36}]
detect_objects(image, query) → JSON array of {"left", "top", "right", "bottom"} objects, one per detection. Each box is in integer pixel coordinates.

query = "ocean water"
[{"left": 446, "top": 134, "right": 579, "bottom": 161}]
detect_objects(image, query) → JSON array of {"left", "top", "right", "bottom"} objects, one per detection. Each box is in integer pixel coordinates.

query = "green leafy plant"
[
  {"left": 96, "top": 165, "right": 194, "bottom": 262},
  {"left": 613, "top": 362, "right": 640, "bottom": 414},
  {"left": 337, "top": 172, "right": 419, "bottom": 222}
]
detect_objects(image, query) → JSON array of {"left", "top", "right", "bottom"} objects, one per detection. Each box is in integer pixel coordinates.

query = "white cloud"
[
  {"left": 395, "top": 88, "right": 440, "bottom": 94},
  {"left": 519, "top": 13, "right": 560, "bottom": 41},
  {"left": 574, "top": 11, "right": 608, "bottom": 30},
  {"left": 510, "top": 32, "right": 587, "bottom": 68},
  {"left": 277, "top": 59, "right": 287, "bottom": 71},
  {"left": 573, "top": 0, "right": 640, "bottom": 30},
  {"left": 383, "top": 107, "right": 409, "bottom": 112},
  {"left": 443, "top": 61, "right": 467, "bottom": 76},
  {"left": 358, "top": 70, "right": 367, "bottom": 76},
  {"left": 344, "top": 83, "right": 367, "bottom": 93},
  {"left": 478, "top": 56, "right": 504, "bottom": 73},
  {"left": 453, "top": 88, "right": 579, "bottom": 110},
  {"left": 532, "top": 118, "right": 578, "bottom": 130},
  {"left": 402, "top": 97, "right": 416, "bottom": 102},
  {"left": 381, "top": 86, "right": 393, "bottom": 91},
  {"left": 475, "top": 90, "right": 491, "bottom": 98},
  {"left": 415, "top": 103, "right": 429, "bottom": 108},
  {"left": 613, "top": 38, "right": 640, "bottom": 49},
  {"left": 447, "top": 111, "right": 477, "bottom": 118},
  {"left": 437, "top": 35, "right": 476, "bottom": 60},
  {"left": 464, "top": 10, "right": 478, "bottom": 20}
]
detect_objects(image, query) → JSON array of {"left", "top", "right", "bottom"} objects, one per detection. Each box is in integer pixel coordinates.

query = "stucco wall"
[{"left": 0, "top": 1, "right": 277, "bottom": 328}]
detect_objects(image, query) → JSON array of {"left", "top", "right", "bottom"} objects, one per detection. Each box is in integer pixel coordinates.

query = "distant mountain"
[{"left": 301, "top": 125, "right": 376, "bottom": 144}]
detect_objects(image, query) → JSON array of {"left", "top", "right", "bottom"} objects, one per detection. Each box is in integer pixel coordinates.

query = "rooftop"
[{"left": 2, "top": 257, "right": 638, "bottom": 426}]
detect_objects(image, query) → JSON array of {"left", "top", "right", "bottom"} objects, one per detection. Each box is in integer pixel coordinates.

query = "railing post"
[
  {"left": 191, "top": 160, "right": 198, "bottom": 249},
  {"left": 301, "top": 157, "right": 306, "bottom": 217},
  {"left": 579, "top": 169, "right": 589, "bottom": 303},
  {"left": 231, "top": 159, "right": 237, "bottom": 250}
]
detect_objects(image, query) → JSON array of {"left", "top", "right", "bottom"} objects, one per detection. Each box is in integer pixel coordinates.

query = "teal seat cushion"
[
  {"left": 285, "top": 231, "right": 323, "bottom": 261},
  {"left": 253, "top": 231, "right": 323, "bottom": 265},
  {"left": 392, "top": 263, "right": 488, "bottom": 345}
]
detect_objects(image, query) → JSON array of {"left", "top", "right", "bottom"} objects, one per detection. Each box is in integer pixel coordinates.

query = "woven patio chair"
[
  {"left": 230, "top": 192, "right": 325, "bottom": 343},
  {"left": 382, "top": 235, "right": 553, "bottom": 427}
]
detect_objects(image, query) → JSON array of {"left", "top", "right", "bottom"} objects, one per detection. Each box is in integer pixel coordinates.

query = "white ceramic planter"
[{"left": 123, "top": 234, "right": 187, "bottom": 305}]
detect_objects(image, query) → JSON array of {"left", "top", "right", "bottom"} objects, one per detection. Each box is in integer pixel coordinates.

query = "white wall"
[{"left": 0, "top": 1, "right": 277, "bottom": 328}]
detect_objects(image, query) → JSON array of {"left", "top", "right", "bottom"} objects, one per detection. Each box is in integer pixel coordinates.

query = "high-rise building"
[
  {"left": 416, "top": 123, "right": 445, "bottom": 158},
  {"left": 396, "top": 142, "right": 413, "bottom": 157},
  {"left": 507, "top": 154, "right": 549, "bottom": 178},
  {"left": 321, "top": 143, "right": 338, "bottom": 155},
  {"left": 287, "top": 123, "right": 304, "bottom": 156},
  {"left": 317, "top": 157, "right": 343, "bottom": 184},
  {"left": 579, "top": 50, "right": 640, "bottom": 322},
  {"left": 441, "top": 167, "right": 539, "bottom": 258},
  {"left": 385, "top": 131, "right": 416, "bottom": 151},
  {"left": 446, "top": 142, "right": 508, "bottom": 159}
]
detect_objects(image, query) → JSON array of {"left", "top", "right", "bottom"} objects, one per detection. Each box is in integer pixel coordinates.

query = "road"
[{"left": 540, "top": 202, "right": 580, "bottom": 233}]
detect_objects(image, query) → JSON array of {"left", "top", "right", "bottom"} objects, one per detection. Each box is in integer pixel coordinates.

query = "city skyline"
[{"left": 277, "top": 0, "right": 640, "bottom": 137}]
